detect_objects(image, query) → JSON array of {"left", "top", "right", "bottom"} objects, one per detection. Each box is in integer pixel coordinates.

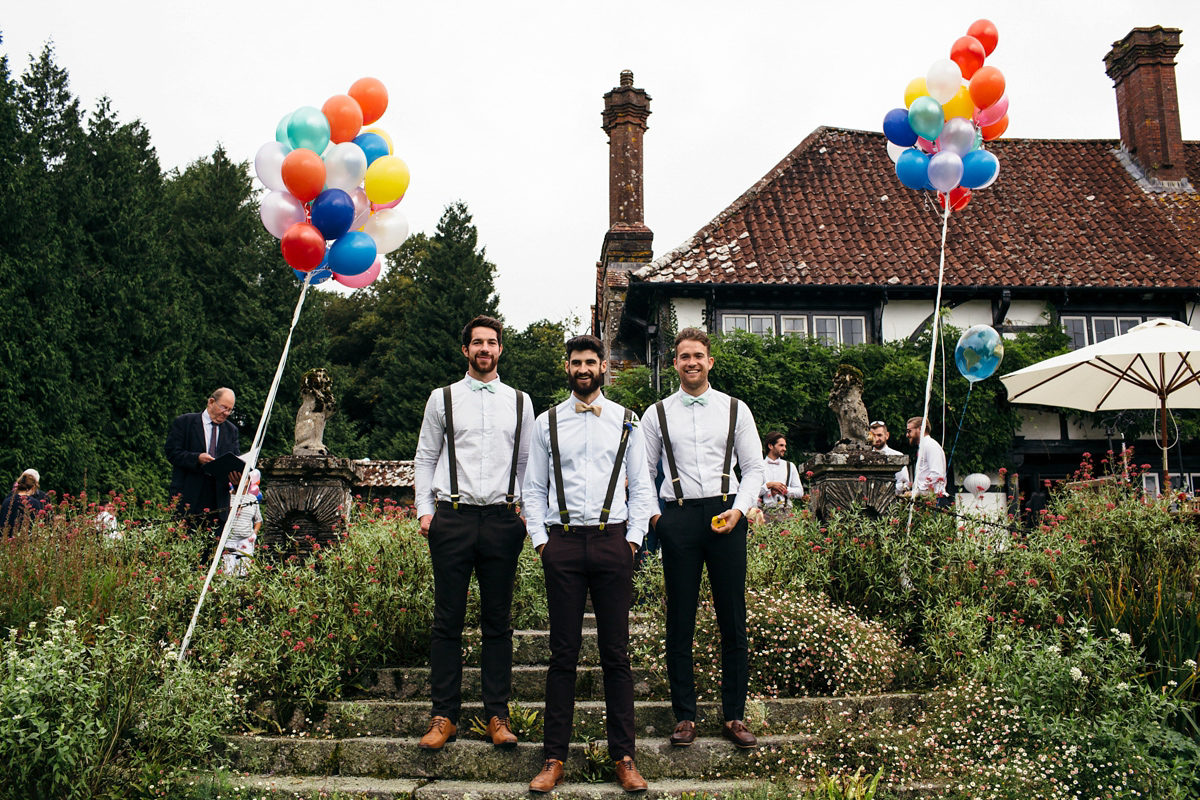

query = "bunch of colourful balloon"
[
  {"left": 254, "top": 77, "right": 410, "bottom": 289},
  {"left": 882, "top": 20, "right": 1008, "bottom": 212}
]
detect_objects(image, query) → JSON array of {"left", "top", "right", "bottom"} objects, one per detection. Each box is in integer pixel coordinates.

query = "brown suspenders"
[
  {"left": 655, "top": 396, "right": 740, "bottom": 504},
  {"left": 548, "top": 404, "right": 635, "bottom": 530},
  {"left": 442, "top": 384, "right": 526, "bottom": 510}
]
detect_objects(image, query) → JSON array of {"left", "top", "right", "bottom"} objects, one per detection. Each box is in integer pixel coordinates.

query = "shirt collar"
[
  {"left": 676, "top": 386, "right": 712, "bottom": 403},
  {"left": 463, "top": 373, "right": 502, "bottom": 386},
  {"left": 202, "top": 409, "right": 215, "bottom": 426},
  {"left": 569, "top": 391, "right": 605, "bottom": 406}
]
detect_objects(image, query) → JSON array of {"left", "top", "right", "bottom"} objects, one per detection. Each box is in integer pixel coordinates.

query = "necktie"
[
  {"left": 575, "top": 402, "right": 602, "bottom": 416},
  {"left": 469, "top": 379, "right": 496, "bottom": 393},
  {"left": 681, "top": 394, "right": 709, "bottom": 407},
  {"left": 208, "top": 422, "right": 218, "bottom": 456}
]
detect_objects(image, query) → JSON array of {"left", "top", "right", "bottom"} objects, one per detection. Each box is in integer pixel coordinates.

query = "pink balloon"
[
  {"left": 334, "top": 256, "right": 381, "bottom": 289},
  {"left": 371, "top": 194, "right": 404, "bottom": 212},
  {"left": 915, "top": 136, "right": 937, "bottom": 154},
  {"left": 975, "top": 94, "right": 1010, "bottom": 127},
  {"left": 260, "top": 191, "right": 308, "bottom": 239}
]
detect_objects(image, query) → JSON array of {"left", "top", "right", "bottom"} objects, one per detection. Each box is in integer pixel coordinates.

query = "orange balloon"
[
  {"left": 322, "top": 94, "right": 364, "bottom": 144},
  {"left": 950, "top": 35, "right": 986, "bottom": 80},
  {"left": 981, "top": 114, "right": 1009, "bottom": 141},
  {"left": 969, "top": 66, "right": 1006, "bottom": 112},
  {"left": 967, "top": 19, "right": 999, "bottom": 56},
  {"left": 280, "top": 148, "right": 326, "bottom": 203},
  {"left": 349, "top": 77, "right": 389, "bottom": 125}
]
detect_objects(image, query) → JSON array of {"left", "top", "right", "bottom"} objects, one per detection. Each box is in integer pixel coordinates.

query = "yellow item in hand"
[{"left": 711, "top": 515, "right": 726, "bottom": 529}]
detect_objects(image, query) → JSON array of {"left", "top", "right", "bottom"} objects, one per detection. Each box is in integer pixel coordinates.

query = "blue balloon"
[
  {"left": 961, "top": 150, "right": 999, "bottom": 190},
  {"left": 955, "top": 325, "right": 1005, "bottom": 383},
  {"left": 294, "top": 267, "right": 332, "bottom": 285},
  {"left": 353, "top": 132, "right": 389, "bottom": 166},
  {"left": 328, "top": 231, "right": 378, "bottom": 277},
  {"left": 310, "top": 189, "right": 355, "bottom": 240},
  {"left": 883, "top": 108, "right": 918, "bottom": 147},
  {"left": 895, "top": 149, "right": 930, "bottom": 190}
]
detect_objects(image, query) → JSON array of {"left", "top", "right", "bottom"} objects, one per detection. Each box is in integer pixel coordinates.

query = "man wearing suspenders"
[
  {"left": 413, "top": 315, "right": 535, "bottom": 750},
  {"left": 641, "top": 327, "right": 765, "bottom": 750},
  {"left": 524, "top": 335, "right": 655, "bottom": 793},
  {"left": 758, "top": 431, "right": 804, "bottom": 521}
]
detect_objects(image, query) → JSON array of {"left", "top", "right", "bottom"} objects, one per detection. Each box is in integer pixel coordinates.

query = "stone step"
[
  {"left": 348, "top": 665, "right": 670, "bottom": 702},
  {"left": 254, "top": 694, "right": 925, "bottom": 740},
  {"left": 227, "top": 733, "right": 914, "bottom": 783}
]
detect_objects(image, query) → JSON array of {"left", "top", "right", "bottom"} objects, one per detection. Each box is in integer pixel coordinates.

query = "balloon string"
[
  {"left": 908, "top": 201, "right": 953, "bottom": 534},
  {"left": 179, "top": 270, "right": 315, "bottom": 663},
  {"left": 947, "top": 381, "right": 974, "bottom": 469}
]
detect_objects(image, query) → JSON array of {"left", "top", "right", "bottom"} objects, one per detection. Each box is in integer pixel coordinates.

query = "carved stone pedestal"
[
  {"left": 257, "top": 455, "right": 355, "bottom": 560},
  {"left": 802, "top": 446, "right": 909, "bottom": 521}
]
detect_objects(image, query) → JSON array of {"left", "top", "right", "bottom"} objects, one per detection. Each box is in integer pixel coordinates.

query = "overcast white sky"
[{"left": 5, "top": 1, "right": 1200, "bottom": 330}]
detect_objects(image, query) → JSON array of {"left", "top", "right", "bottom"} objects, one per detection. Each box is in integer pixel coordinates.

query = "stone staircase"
[{"left": 225, "top": 615, "right": 945, "bottom": 799}]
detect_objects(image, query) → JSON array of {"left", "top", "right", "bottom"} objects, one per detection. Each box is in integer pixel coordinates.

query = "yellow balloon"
[
  {"left": 364, "top": 155, "right": 410, "bottom": 204},
  {"left": 904, "top": 77, "right": 928, "bottom": 109},
  {"left": 942, "top": 85, "right": 974, "bottom": 120},
  {"left": 365, "top": 127, "right": 393, "bottom": 154}
]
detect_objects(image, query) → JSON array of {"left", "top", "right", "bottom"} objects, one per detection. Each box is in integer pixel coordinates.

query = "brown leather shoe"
[
  {"left": 668, "top": 719, "right": 696, "bottom": 746},
  {"left": 722, "top": 719, "right": 757, "bottom": 749},
  {"left": 418, "top": 716, "right": 457, "bottom": 750},
  {"left": 485, "top": 715, "right": 518, "bottom": 749},
  {"left": 614, "top": 756, "right": 648, "bottom": 792},
  {"left": 529, "top": 758, "right": 565, "bottom": 792}
]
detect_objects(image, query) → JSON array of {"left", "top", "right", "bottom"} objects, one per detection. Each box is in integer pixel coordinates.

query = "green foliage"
[{"left": 500, "top": 317, "right": 573, "bottom": 415}]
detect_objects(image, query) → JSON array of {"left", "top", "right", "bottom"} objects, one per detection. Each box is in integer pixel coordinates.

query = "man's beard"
[
  {"left": 469, "top": 352, "right": 496, "bottom": 374},
  {"left": 568, "top": 370, "right": 600, "bottom": 395}
]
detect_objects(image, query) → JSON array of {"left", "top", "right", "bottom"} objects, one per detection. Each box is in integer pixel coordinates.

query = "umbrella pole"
[{"left": 1161, "top": 394, "right": 1170, "bottom": 495}]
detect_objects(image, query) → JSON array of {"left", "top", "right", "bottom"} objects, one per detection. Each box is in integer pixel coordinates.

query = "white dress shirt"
[
  {"left": 641, "top": 387, "right": 765, "bottom": 515},
  {"left": 913, "top": 436, "right": 947, "bottom": 496},
  {"left": 414, "top": 374, "right": 534, "bottom": 517},
  {"left": 523, "top": 393, "right": 656, "bottom": 549},
  {"left": 877, "top": 444, "right": 911, "bottom": 493},
  {"left": 758, "top": 457, "right": 804, "bottom": 509},
  {"left": 201, "top": 409, "right": 221, "bottom": 453}
]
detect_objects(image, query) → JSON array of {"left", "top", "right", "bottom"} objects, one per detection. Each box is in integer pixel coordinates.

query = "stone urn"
[
  {"left": 257, "top": 455, "right": 355, "bottom": 559},
  {"left": 802, "top": 445, "right": 909, "bottom": 521}
]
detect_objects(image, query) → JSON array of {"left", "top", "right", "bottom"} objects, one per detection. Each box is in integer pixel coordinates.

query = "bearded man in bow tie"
[{"left": 413, "top": 315, "right": 535, "bottom": 751}]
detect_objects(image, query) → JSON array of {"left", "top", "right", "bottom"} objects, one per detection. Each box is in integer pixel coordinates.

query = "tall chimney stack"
[
  {"left": 602, "top": 70, "right": 652, "bottom": 230},
  {"left": 1104, "top": 26, "right": 1187, "bottom": 185}
]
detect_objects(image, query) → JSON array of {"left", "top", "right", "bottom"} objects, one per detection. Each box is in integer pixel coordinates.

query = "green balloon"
[
  {"left": 287, "top": 106, "right": 331, "bottom": 154},
  {"left": 907, "top": 96, "right": 945, "bottom": 142}
]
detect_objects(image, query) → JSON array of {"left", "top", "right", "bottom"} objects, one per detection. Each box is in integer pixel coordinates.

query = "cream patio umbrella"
[{"left": 999, "top": 318, "right": 1200, "bottom": 487}]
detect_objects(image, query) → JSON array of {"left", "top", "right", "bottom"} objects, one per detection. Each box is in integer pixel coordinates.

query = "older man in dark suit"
[{"left": 165, "top": 388, "right": 241, "bottom": 530}]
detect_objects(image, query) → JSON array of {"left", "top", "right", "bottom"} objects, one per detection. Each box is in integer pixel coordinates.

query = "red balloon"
[
  {"left": 981, "top": 114, "right": 1009, "bottom": 141},
  {"left": 348, "top": 77, "right": 388, "bottom": 125},
  {"left": 322, "top": 94, "right": 364, "bottom": 144},
  {"left": 967, "top": 19, "right": 999, "bottom": 56},
  {"left": 280, "top": 149, "right": 326, "bottom": 203},
  {"left": 969, "top": 66, "right": 1006, "bottom": 112},
  {"left": 938, "top": 187, "right": 972, "bottom": 212},
  {"left": 281, "top": 223, "right": 326, "bottom": 270},
  {"left": 950, "top": 36, "right": 986, "bottom": 80}
]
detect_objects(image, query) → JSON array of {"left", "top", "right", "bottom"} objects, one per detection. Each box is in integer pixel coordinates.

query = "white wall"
[
  {"left": 1001, "top": 300, "right": 1050, "bottom": 328},
  {"left": 671, "top": 297, "right": 707, "bottom": 331},
  {"left": 880, "top": 299, "right": 1052, "bottom": 342}
]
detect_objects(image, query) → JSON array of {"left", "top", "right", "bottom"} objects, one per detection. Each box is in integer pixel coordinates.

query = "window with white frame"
[
  {"left": 781, "top": 316, "right": 807, "bottom": 336},
  {"left": 749, "top": 315, "right": 775, "bottom": 336},
  {"left": 841, "top": 317, "right": 866, "bottom": 346},
  {"left": 719, "top": 312, "right": 869, "bottom": 344},
  {"left": 1092, "top": 317, "right": 1118, "bottom": 344},
  {"left": 814, "top": 316, "right": 839, "bottom": 346},
  {"left": 722, "top": 315, "right": 748, "bottom": 334},
  {"left": 1062, "top": 316, "right": 1088, "bottom": 350},
  {"left": 1062, "top": 314, "right": 1155, "bottom": 351}
]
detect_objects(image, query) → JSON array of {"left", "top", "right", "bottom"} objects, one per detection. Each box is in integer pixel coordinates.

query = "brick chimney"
[{"left": 1104, "top": 26, "right": 1187, "bottom": 184}]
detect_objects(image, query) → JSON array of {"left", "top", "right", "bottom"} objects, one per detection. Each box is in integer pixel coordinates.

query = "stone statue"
[
  {"left": 828, "top": 364, "right": 871, "bottom": 448},
  {"left": 294, "top": 369, "right": 337, "bottom": 456}
]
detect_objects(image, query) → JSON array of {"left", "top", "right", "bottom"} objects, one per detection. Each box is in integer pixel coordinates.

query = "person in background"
[
  {"left": 906, "top": 416, "right": 948, "bottom": 503},
  {"left": 757, "top": 431, "right": 804, "bottom": 521},
  {"left": 1, "top": 469, "right": 48, "bottom": 535},
  {"left": 222, "top": 458, "right": 262, "bottom": 577},
  {"left": 165, "top": 388, "right": 242, "bottom": 531},
  {"left": 869, "top": 420, "right": 911, "bottom": 494}
]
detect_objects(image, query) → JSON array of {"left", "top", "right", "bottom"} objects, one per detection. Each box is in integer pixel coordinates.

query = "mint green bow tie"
[
  {"left": 681, "top": 394, "right": 709, "bottom": 407},
  {"left": 469, "top": 379, "right": 496, "bottom": 393}
]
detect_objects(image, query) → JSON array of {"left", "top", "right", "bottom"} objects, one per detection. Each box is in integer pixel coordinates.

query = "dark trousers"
[
  {"left": 427, "top": 503, "right": 527, "bottom": 723},
  {"left": 541, "top": 522, "right": 636, "bottom": 762},
  {"left": 656, "top": 496, "right": 748, "bottom": 722}
]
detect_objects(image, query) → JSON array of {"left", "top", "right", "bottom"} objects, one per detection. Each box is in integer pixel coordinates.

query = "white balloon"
[
  {"left": 350, "top": 187, "right": 371, "bottom": 230},
  {"left": 936, "top": 117, "right": 977, "bottom": 158},
  {"left": 363, "top": 208, "right": 410, "bottom": 254},
  {"left": 926, "top": 59, "right": 963, "bottom": 105},
  {"left": 886, "top": 141, "right": 908, "bottom": 164},
  {"left": 325, "top": 142, "right": 369, "bottom": 192},
  {"left": 254, "top": 141, "right": 288, "bottom": 192},
  {"left": 928, "top": 151, "right": 964, "bottom": 192},
  {"left": 259, "top": 191, "right": 307, "bottom": 239}
]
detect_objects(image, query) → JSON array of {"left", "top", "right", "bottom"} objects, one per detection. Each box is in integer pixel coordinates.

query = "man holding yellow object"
[{"left": 641, "top": 327, "right": 764, "bottom": 750}]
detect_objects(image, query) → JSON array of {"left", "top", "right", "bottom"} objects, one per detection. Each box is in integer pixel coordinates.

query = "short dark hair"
[
  {"left": 461, "top": 315, "right": 504, "bottom": 347},
  {"left": 907, "top": 416, "right": 932, "bottom": 435},
  {"left": 674, "top": 327, "right": 711, "bottom": 353},
  {"left": 565, "top": 334, "right": 604, "bottom": 361},
  {"left": 765, "top": 431, "right": 785, "bottom": 448}
]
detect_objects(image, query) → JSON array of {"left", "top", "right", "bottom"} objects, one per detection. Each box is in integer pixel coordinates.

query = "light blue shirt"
[{"left": 523, "top": 393, "right": 656, "bottom": 548}]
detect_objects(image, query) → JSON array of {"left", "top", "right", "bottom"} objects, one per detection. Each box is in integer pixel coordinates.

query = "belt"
[
  {"left": 547, "top": 521, "right": 627, "bottom": 536},
  {"left": 666, "top": 496, "right": 735, "bottom": 508},
  {"left": 436, "top": 501, "right": 513, "bottom": 514}
]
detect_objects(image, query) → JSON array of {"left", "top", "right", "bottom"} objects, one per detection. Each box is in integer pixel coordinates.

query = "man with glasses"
[{"left": 165, "top": 388, "right": 242, "bottom": 531}]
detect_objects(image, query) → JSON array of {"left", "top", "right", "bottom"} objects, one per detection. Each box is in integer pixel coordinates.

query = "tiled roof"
[{"left": 635, "top": 127, "right": 1200, "bottom": 290}]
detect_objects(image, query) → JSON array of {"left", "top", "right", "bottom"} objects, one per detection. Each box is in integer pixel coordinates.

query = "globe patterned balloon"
[{"left": 955, "top": 324, "right": 1004, "bottom": 383}]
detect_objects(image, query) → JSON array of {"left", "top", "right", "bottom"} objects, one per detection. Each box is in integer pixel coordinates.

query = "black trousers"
[
  {"left": 656, "top": 496, "right": 748, "bottom": 722},
  {"left": 427, "top": 502, "right": 527, "bottom": 723},
  {"left": 541, "top": 522, "right": 636, "bottom": 762}
]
